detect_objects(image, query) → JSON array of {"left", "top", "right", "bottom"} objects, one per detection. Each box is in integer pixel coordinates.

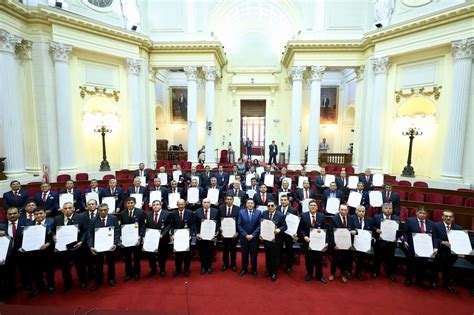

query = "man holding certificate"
[
  {"left": 297, "top": 200, "right": 328, "bottom": 284},
  {"left": 226, "top": 181, "right": 246, "bottom": 207},
  {"left": 80, "top": 199, "right": 99, "bottom": 281},
  {"left": 102, "top": 179, "right": 124, "bottom": 213},
  {"left": 351, "top": 205, "right": 373, "bottom": 280},
  {"left": 118, "top": 197, "right": 146, "bottom": 281},
  {"left": 296, "top": 180, "right": 315, "bottom": 209},
  {"left": 321, "top": 182, "right": 343, "bottom": 214},
  {"left": 149, "top": 178, "right": 169, "bottom": 209},
  {"left": 277, "top": 195, "right": 298, "bottom": 274},
  {"left": 237, "top": 199, "right": 262, "bottom": 277},
  {"left": 218, "top": 195, "right": 240, "bottom": 272},
  {"left": 261, "top": 201, "right": 287, "bottom": 282},
  {"left": 253, "top": 184, "right": 273, "bottom": 207},
  {"left": 348, "top": 182, "right": 369, "bottom": 215},
  {"left": 186, "top": 178, "right": 203, "bottom": 211},
  {"left": 205, "top": 177, "right": 222, "bottom": 207},
  {"left": 170, "top": 199, "right": 195, "bottom": 277},
  {"left": 145, "top": 200, "right": 171, "bottom": 278},
  {"left": 34, "top": 183, "right": 60, "bottom": 217},
  {"left": 59, "top": 180, "right": 84, "bottom": 212},
  {"left": 127, "top": 177, "right": 148, "bottom": 209},
  {"left": 195, "top": 199, "right": 219, "bottom": 274}
]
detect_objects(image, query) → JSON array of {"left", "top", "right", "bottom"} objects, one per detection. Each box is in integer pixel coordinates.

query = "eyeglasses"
[{"left": 268, "top": 204, "right": 275, "bottom": 207}]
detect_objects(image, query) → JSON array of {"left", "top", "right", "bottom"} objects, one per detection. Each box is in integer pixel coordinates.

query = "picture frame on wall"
[
  {"left": 170, "top": 87, "right": 187, "bottom": 123},
  {"left": 320, "top": 86, "right": 339, "bottom": 124}
]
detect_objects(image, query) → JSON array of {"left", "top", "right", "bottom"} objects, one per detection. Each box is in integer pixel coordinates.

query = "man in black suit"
[
  {"left": 214, "top": 165, "right": 228, "bottom": 188},
  {"left": 218, "top": 195, "right": 240, "bottom": 272},
  {"left": 2, "top": 180, "right": 29, "bottom": 213},
  {"left": 134, "top": 162, "right": 149, "bottom": 184},
  {"left": 296, "top": 180, "right": 315, "bottom": 206},
  {"left": 298, "top": 200, "right": 328, "bottom": 283},
  {"left": 277, "top": 179, "right": 294, "bottom": 205},
  {"left": 268, "top": 140, "right": 278, "bottom": 165},
  {"left": 253, "top": 184, "right": 273, "bottom": 207},
  {"left": 321, "top": 182, "right": 343, "bottom": 212},
  {"left": 237, "top": 199, "right": 262, "bottom": 277},
  {"left": 168, "top": 180, "right": 185, "bottom": 210},
  {"left": 206, "top": 177, "right": 222, "bottom": 207},
  {"left": 277, "top": 195, "right": 298, "bottom": 274},
  {"left": 351, "top": 205, "right": 373, "bottom": 280},
  {"left": 226, "top": 181, "right": 246, "bottom": 207},
  {"left": 145, "top": 200, "right": 171, "bottom": 278},
  {"left": 245, "top": 177, "right": 259, "bottom": 193},
  {"left": 348, "top": 182, "right": 370, "bottom": 215},
  {"left": 244, "top": 138, "right": 252, "bottom": 160},
  {"left": 260, "top": 165, "right": 275, "bottom": 193},
  {"left": 170, "top": 199, "right": 195, "bottom": 277},
  {"left": 80, "top": 199, "right": 99, "bottom": 281},
  {"left": 261, "top": 201, "right": 287, "bottom": 282},
  {"left": 149, "top": 177, "right": 169, "bottom": 208},
  {"left": 195, "top": 198, "right": 219, "bottom": 274},
  {"left": 359, "top": 168, "right": 373, "bottom": 191},
  {"left": 34, "top": 183, "right": 59, "bottom": 217},
  {"left": 83, "top": 179, "right": 105, "bottom": 206},
  {"left": 21, "top": 199, "right": 37, "bottom": 223},
  {"left": 432, "top": 210, "right": 462, "bottom": 293},
  {"left": 200, "top": 165, "right": 213, "bottom": 189},
  {"left": 381, "top": 183, "right": 401, "bottom": 216},
  {"left": 59, "top": 180, "right": 83, "bottom": 212},
  {"left": 103, "top": 178, "right": 124, "bottom": 213},
  {"left": 53, "top": 202, "right": 87, "bottom": 292},
  {"left": 335, "top": 169, "right": 349, "bottom": 197},
  {"left": 88, "top": 203, "right": 120, "bottom": 291},
  {"left": 118, "top": 197, "right": 146, "bottom": 281},
  {"left": 315, "top": 169, "right": 327, "bottom": 194},
  {"left": 127, "top": 177, "right": 148, "bottom": 209},
  {"left": 186, "top": 178, "right": 204, "bottom": 211}
]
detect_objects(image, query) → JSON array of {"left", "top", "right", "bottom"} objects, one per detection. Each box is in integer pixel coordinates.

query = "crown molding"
[{"left": 151, "top": 41, "right": 227, "bottom": 68}]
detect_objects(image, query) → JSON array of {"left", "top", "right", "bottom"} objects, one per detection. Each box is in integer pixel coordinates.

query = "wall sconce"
[
  {"left": 226, "top": 118, "right": 233, "bottom": 122},
  {"left": 207, "top": 121, "right": 212, "bottom": 135},
  {"left": 273, "top": 119, "right": 280, "bottom": 123}
]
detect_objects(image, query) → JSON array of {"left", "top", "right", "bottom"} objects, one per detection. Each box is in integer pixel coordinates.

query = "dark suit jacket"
[
  {"left": 102, "top": 187, "right": 125, "bottom": 211},
  {"left": 134, "top": 170, "right": 149, "bottom": 183},
  {"left": 261, "top": 210, "right": 287, "bottom": 241},
  {"left": 296, "top": 188, "right": 316, "bottom": 203},
  {"left": 127, "top": 186, "right": 148, "bottom": 205},
  {"left": 2, "top": 190, "right": 29, "bottom": 211},
  {"left": 118, "top": 208, "right": 146, "bottom": 237},
  {"left": 34, "top": 191, "right": 60, "bottom": 215},
  {"left": 349, "top": 190, "right": 370, "bottom": 209},
  {"left": 213, "top": 172, "right": 228, "bottom": 188},
  {"left": 253, "top": 192, "right": 274, "bottom": 206},
  {"left": 298, "top": 212, "right": 328, "bottom": 245},
  {"left": 359, "top": 175, "right": 373, "bottom": 191},
  {"left": 170, "top": 209, "right": 195, "bottom": 235},
  {"left": 269, "top": 144, "right": 278, "bottom": 156},
  {"left": 24, "top": 217, "right": 55, "bottom": 247},
  {"left": 218, "top": 204, "right": 240, "bottom": 236},
  {"left": 194, "top": 207, "right": 220, "bottom": 234},
  {"left": 87, "top": 214, "right": 120, "bottom": 248},
  {"left": 372, "top": 214, "right": 400, "bottom": 246},
  {"left": 351, "top": 215, "right": 373, "bottom": 231},
  {"left": 59, "top": 188, "right": 84, "bottom": 211},
  {"left": 381, "top": 190, "right": 401, "bottom": 215},
  {"left": 329, "top": 214, "right": 355, "bottom": 246},
  {"left": 0, "top": 217, "right": 28, "bottom": 251},
  {"left": 315, "top": 176, "right": 326, "bottom": 194},
  {"left": 321, "top": 189, "right": 343, "bottom": 210},
  {"left": 432, "top": 221, "right": 462, "bottom": 258},
  {"left": 237, "top": 208, "right": 262, "bottom": 238},
  {"left": 403, "top": 217, "right": 434, "bottom": 255},
  {"left": 276, "top": 205, "right": 297, "bottom": 216},
  {"left": 53, "top": 213, "right": 87, "bottom": 244},
  {"left": 145, "top": 210, "right": 171, "bottom": 238},
  {"left": 226, "top": 189, "right": 246, "bottom": 201},
  {"left": 79, "top": 210, "right": 98, "bottom": 231},
  {"left": 200, "top": 172, "right": 213, "bottom": 189},
  {"left": 336, "top": 177, "right": 349, "bottom": 195}
]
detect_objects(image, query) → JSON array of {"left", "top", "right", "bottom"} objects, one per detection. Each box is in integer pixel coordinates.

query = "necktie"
[
  {"left": 227, "top": 207, "right": 231, "bottom": 216},
  {"left": 154, "top": 213, "right": 158, "bottom": 225},
  {"left": 90, "top": 212, "right": 94, "bottom": 220},
  {"left": 235, "top": 189, "right": 238, "bottom": 196},
  {"left": 261, "top": 193, "right": 265, "bottom": 204},
  {"left": 282, "top": 208, "right": 286, "bottom": 216},
  {"left": 136, "top": 187, "right": 139, "bottom": 194},
  {"left": 180, "top": 211, "right": 184, "bottom": 221},
  {"left": 366, "top": 176, "right": 369, "bottom": 182},
  {"left": 28, "top": 213, "right": 33, "bottom": 221},
  {"left": 420, "top": 221, "right": 425, "bottom": 233},
  {"left": 446, "top": 225, "right": 451, "bottom": 232},
  {"left": 129, "top": 210, "right": 133, "bottom": 219},
  {"left": 249, "top": 211, "right": 253, "bottom": 220},
  {"left": 359, "top": 218, "right": 363, "bottom": 229},
  {"left": 12, "top": 222, "right": 16, "bottom": 239},
  {"left": 101, "top": 219, "right": 106, "bottom": 227},
  {"left": 305, "top": 189, "right": 308, "bottom": 199},
  {"left": 112, "top": 189, "right": 115, "bottom": 195},
  {"left": 387, "top": 192, "right": 391, "bottom": 200},
  {"left": 342, "top": 216, "right": 347, "bottom": 228},
  {"left": 269, "top": 213, "right": 273, "bottom": 220},
  {"left": 42, "top": 192, "right": 47, "bottom": 203},
  {"left": 14, "top": 191, "right": 18, "bottom": 199},
  {"left": 65, "top": 218, "right": 69, "bottom": 225},
  {"left": 204, "top": 209, "right": 208, "bottom": 220},
  {"left": 311, "top": 215, "right": 316, "bottom": 227}
]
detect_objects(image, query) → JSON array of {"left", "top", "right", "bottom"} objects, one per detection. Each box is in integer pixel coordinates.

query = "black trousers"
[
  {"left": 222, "top": 238, "right": 238, "bottom": 267},
  {"left": 268, "top": 154, "right": 277, "bottom": 165},
  {"left": 264, "top": 240, "right": 281, "bottom": 276},
  {"left": 58, "top": 249, "right": 87, "bottom": 286},
  {"left": 373, "top": 241, "right": 396, "bottom": 276},
  {"left": 82, "top": 245, "right": 96, "bottom": 279},
  {"left": 304, "top": 248, "right": 324, "bottom": 278},
  {"left": 0, "top": 254, "right": 17, "bottom": 299},
  {"left": 330, "top": 249, "right": 352, "bottom": 276},
  {"left": 148, "top": 239, "right": 169, "bottom": 272},
  {"left": 240, "top": 236, "right": 259, "bottom": 271},
  {"left": 434, "top": 254, "right": 457, "bottom": 287},
  {"left": 29, "top": 250, "right": 55, "bottom": 290},
  {"left": 353, "top": 251, "right": 367, "bottom": 275},
  {"left": 123, "top": 246, "right": 142, "bottom": 277},
  {"left": 94, "top": 251, "right": 115, "bottom": 284},
  {"left": 175, "top": 252, "right": 191, "bottom": 273},
  {"left": 280, "top": 234, "right": 294, "bottom": 269},
  {"left": 198, "top": 240, "right": 215, "bottom": 269}
]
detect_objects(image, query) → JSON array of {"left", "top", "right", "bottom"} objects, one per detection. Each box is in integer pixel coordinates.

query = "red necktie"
[
  {"left": 305, "top": 189, "right": 308, "bottom": 199},
  {"left": 14, "top": 191, "right": 18, "bottom": 199},
  {"left": 12, "top": 222, "right": 16, "bottom": 239},
  {"left": 342, "top": 216, "right": 347, "bottom": 228},
  {"left": 387, "top": 192, "right": 391, "bottom": 200},
  {"left": 227, "top": 207, "right": 231, "bottom": 216},
  {"left": 28, "top": 213, "right": 33, "bottom": 221},
  {"left": 235, "top": 189, "right": 238, "bottom": 196},
  {"left": 420, "top": 221, "right": 425, "bottom": 233},
  {"left": 311, "top": 215, "right": 316, "bottom": 227},
  {"left": 101, "top": 219, "right": 106, "bottom": 227},
  {"left": 180, "top": 211, "right": 184, "bottom": 221},
  {"left": 42, "top": 192, "right": 47, "bottom": 203},
  {"left": 204, "top": 209, "right": 208, "bottom": 220},
  {"left": 154, "top": 213, "right": 158, "bottom": 225},
  {"left": 112, "top": 189, "right": 115, "bottom": 195},
  {"left": 261, "top": 193, "right": 265, "bottom": 204}
]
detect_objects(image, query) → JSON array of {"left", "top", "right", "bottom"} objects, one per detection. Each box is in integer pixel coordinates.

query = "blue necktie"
[{"left": 248, "top": 211, "right": 253, "bottom": 221}]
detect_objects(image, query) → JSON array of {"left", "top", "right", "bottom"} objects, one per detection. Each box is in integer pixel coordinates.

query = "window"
[
  {"left": 242, "top": 117, "right": 265, "bottom": 148},
  {"left": 87, "top": 0, "right": 113, "bottom": 7}
]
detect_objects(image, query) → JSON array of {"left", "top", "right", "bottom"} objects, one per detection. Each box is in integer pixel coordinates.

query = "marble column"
[
  {"left": 203, "top": 66, "right": 217, "bottom": 166},
  {"left": 0, "top": 29, "right": 25, "bottom": 175},
  {"left": 352, "top": 65, "right": 365, "bottom": 170},
  {"left": 367, "top": 56, "right": 390, "bottom": 172},
  {"left": 148, "top": 68, "right": 158, "bottom": 166},
  {"left": 184, "top": 66, "right": 198, "bottom": 164},
  {"left": 306, "top": 65, "right": 325, "bottom": 171},
  {"left": 126, "top": 58, "right": 142, "bottom": 169},
  {"left": 50, "top": 41, "right": 76, "bottom": 172},
  {"left": 288, "top": 66, "right": 305, "bottom": 170},
  {"left": 441, "top": 38, "right": 473, "bottom": 179}
]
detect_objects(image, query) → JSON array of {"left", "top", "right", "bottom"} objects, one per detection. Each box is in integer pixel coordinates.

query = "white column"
[
  {"left": 288, "top": 66, "right": 305, "bottom": 170},
  {"left": 148, "top": 68, "right": 157, "bottom": 166},
  {"left": 203, "top": 65, "right": 217, "bottom": 166},
  {"left": 0, "top": 29, "right": 25, "bottom": 175},
  {"left": 126, "top": 58, "right": 142, "bottom": 169},
  {"left": 441, "top": 38, "right": 473, "bottom": 179},
  {"left": 306, "top": 65, "right": 325, "bottom": 171},
  {"left": 367, "top": 56, "right": 390, "bottom": 172},
  {"left": 184, "top": 66, "right": 198, "bottom": 164},
  {"left": 50, "top": 41, "right": 76, "bottom": 172},
  {"left": 352, "top": 65, "right": 365, "bottom": 170}
]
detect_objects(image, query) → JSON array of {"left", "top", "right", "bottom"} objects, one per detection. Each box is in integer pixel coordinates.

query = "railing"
[{"left": 320, "top": 153, "right": 352, "bottom": 166}]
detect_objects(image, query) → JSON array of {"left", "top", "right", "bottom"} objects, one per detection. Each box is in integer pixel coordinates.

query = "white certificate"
[
  {"left": 173, "top": 229, "right": 190, "bottom": 252},
  {"left": 200, "top": 220, "right": 216, "bottom": 241},
  {"left": 139, "top": 176, "right": 147, "bottom": 187},
  {"left": 245, "top": 174, "right": 255, "bottom": 187},
  {"left": 233, "top": 197, "right": 241, "bottom": 206},
  {"left": 347, "top": 192, "right": 362, "bottom": 208},
  {"left": 229, "top": 175, "right": 236, "bottom": 185},
  {"left": 246, "top": 189, "right": 256, "bottom": 199},
  {"left": 298, "top": 176, "right": 308, "bottom": 189},
  {"left": 256, "top": 167, "right": 265, "bottom": 176},
  {"left": 191, "top": 175, "right": 200, "bottom": 185},
  {"left": 130, "top": 193, "right": 143, "bottom": 208},
  {"left": 0, "top": 236, "right": 11, "bottom": 264},
  {"left": 121, "top": 223, "right": 140, "bottom": 247},
  {"left": 264, "top": 174, "right": 275, "bottom": 187},
  {"left": 278, "top": 192, "right": 288, "bottom": 205},
  {"left": 102, "top": 197, "right": 116, "bottom": 214},
  {"left": 187, "top": 188, "right": 199, "bottom": 203},
  {"left": 380, "top": 219, "right": 399, "bottom": 242},
  {"left": 168, "top": 192, "right": 180, "bottom": 209},
  {"left": 413, "top": 233, "right": 434, "bottom": 257},
  {"left": 149, "top": 191, "right": 162, "bottom": 206},
  {"left": 260, "top": 219, "right": 275, "bottom": 242},
  {"left": 55, "top": 225, "right": 78, "bottom": 252},
  {"left": 281, "top": 178, "right": 292, "bottom": 188},
  {"left": 94, "top": 227, "right": 114, "bottom": 252},
  {"left": 334, "top": 228, "right": 352, "bottom": 250},
  {"left": 142, "top": 228, "right": 161, "bottom": 253},
  {"left": 172, "top": 170, "right": 182, "bottom": 182},
  {"left": 348, "top": 176, "right": 359, "bottom": 189},
  {"left": 284, "top": 213, "right": 300, "bottom": 237},
  {"left": 448, "top": 230, "right": 473, "bottom": 255},
  {"left": 354, "top": 229, "right": 372, "bottom": 253},
  {"left": 309, "top": 229, "right": 326, "bottom": 251},
  {"left": 59, "top": 193, "right": 74, "bottom": 209},
  {"left": 85, "top": 192, "right": 100, "bottom": 205},
  {"left": 221, "top": 218, "right": 236, "bottom": 238},
  {"left": 207, "top": 188, "right": 219, "bottom": 204},
  {"left": 158, "top": 173, "right": 168, "bottom": 186},
  {"left": 324, "top": 174, "right": 336, "bottom": 187},
  {"left": 369, "top": 191, "right": 383, "bottom": 207},
  {"left": 326, "top": 197, "right": 340, "bottom": 215},
  {"left": 21, "top": 225, "right": 46, "bottom": 252},
  {"left": 302, "top": 198, "right": 311, "bottom": 213},
  {"left": 373, "top": 173, "right": 384, "bottom": 187}
]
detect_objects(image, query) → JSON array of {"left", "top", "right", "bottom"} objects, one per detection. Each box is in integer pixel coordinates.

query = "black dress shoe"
[
  {"left": 147, "top": 270, "right": 157, "bottom": 278},
  {"left": 200, "top": 268, "right": 206, "bottom": 275},
  {"left": 221, "top": 265, "right": 228, "bottom": 272},
  {"left": 173, "top": 271, "right": 180, "bottom": 277},
  {"left": 263, "top": 272, "right": 270, "bottom": 278},
  {"left": 271, "top": 274, "right": 277, "bottom": 282},
  {"left": 286, "top": 268, "right": 292, "bottom": 275},
  {"left": 90, "top": 283, "right": 100, "bottom": 291},
  {"left": 239, "top": 270, "right": 247, "bottom": 277},
  {"left": 445, "top": 286, "right": 456, "bottom": 294},
  {"left": 231, "top": 265, "right": 237, "bottom": 272},
  {"left": 388, "top": 275, "right": 397, "bottom": 282},
  {"left": 207, "top": 268, "right": 212, "bottom": 274},
  {"left": 29, "top": 289, "right": 41, "bottom": 297},
  {"left": 252, "top": 270, "right": 258, "bottom": 278},
  {"left": 318, "top": 277, "right": 327, "bottom": 284},
  {"left": 108, "top": 280, "right": 116, "bottom": 287},
  {"left": 124, "top": 276, "right": 130, "bottom": 282},
  {"left": 48, "top": 287, "right": 56, "bottom": 294},
  {"left": 184, "top": 271, "right": 190, "bottom": 277},
  {"left": 160, "top": 271, "right": 166, "bottom": 278},
  {"left": 134, "top": 275, "right": 140, "bottom": 281},
  {"left": 304, "top": 275, "right": 312, "bottom": 282},
  {"left": 80, "top": 282, "right": 87, "bottom": 290}
]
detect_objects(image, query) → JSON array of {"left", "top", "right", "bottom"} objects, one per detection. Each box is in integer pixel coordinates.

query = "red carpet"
[{"left": 2, "top": 253, "right": 473, "bottom": 315}]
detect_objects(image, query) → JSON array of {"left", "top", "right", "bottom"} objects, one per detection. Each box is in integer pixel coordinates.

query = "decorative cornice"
[
  {"left": 395, "top": 85, "right": 442, "bottom": 103},
  {"left": 152, "top": 42, "right": 227, "bottom": 68},
  {"left": 0, "top": 28, "right": 22, "bottom": 54},
  {"left": 291, "top": 66, "right": 305, "bottom": 81},
  {"left": 49, "top": 41, "right": 72, "bottom": 62},
  {"left": 79, "top": 86, "right": 120, "bottom": 102},
  {"left": 126, "top": 58, "right": 141, "bottom": 75},
  {"left": 310, "top": 65, "right": 326, "bottom": 81},
  {"left": 184, "top": 66, "right": 198, "bottom": 81},
  {"left": 451, "top": 37, "right": 473, "bottom": 60},
  {"left": 15, "top": 39, "right": 32, "bottom": 60},
  {"left": 371, "top": 56, "right": 390, "bottom": 74},
  {"left": 355, "top": 65, "right": 365, "bottom": 81},
  {"left": 203, "top": 66, "right": 217, "bottom": 81}
]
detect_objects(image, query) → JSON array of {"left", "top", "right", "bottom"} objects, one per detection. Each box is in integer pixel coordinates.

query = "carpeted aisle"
[{"left": 3, "top": 252, "right": 473, "bottom": 315}]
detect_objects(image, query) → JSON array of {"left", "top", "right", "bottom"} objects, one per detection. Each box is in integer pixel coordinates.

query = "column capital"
[
  {"left": 310, "top": 65, "right": 326, "bottom": 81},
  {"left": 49, "top": 41, "right": 73, "bottom": 63},
  {"left": 184, "top": 66, "right": 198, "bottom": 81},
  {"left": 16, "top": 40, "right": 32, "bottom": 60},
  {"left": 355, "top": 65, "right": 365, "bottom": 81},
  {"left": 291, "top": 66, "right": 305, "bottom": 81},
  {"left": 0, "top": 29, "right": 22, "bottom": 54},
  {"left": 149, "top": 67, "right": 157, "bottom": 82},
  {"left": 203, "top": 65, "right": 217, "bottom": 81},
  {"left": 451, "top": 38, "right": 474, "bottom": 60},
  {"left": 126, "top": 58, "right": 142, "bottom": 75},
  {"left": 371, "top": 56, "right": 390, "bottom": 75}
]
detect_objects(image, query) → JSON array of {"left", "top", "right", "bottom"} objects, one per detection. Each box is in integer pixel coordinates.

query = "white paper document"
[
  {"left": 21, "top": 225, "right": 46, "bottom": 252},
  {"left": 233, "top": 197, "right": 241, "bottom": 206},
  {"left": 260, "top": 219, "right": 276, "bottom": 242},
  {"left": 139, "top": 176, "right": 147, "bottom": 187},
  {"left": 334, "top": 228, "right": 352, "bottom": 250},
  {"left": 130, "top": 193, "right": 143, "bottom": 209},
  {"left": 302, "top": 198, "right": 311, "bottom": 213},
  {"left": 413, "top": 233, "right": 434, "bottom": 257},
  {"left": 200, "top": 220, "right": 216, "bottom": 241},
  {"left": 373, "top": 173, "right": 384, "bottom": 187},
  {"left": 59, "top": 193, "right": 74, "bottom": 209},
  {"left": 246, "top": 189, "right": 256, "bottom": 199},
  {"left": 245, "top": 175, "right": 255, "bottom": 187},
  {"left": 0, "top": 236, "right": 11, "bottom": 264},
  {"left": 149, "top": 191, "right": 162, "bottom": 206},
  {"left": 172, "top": 170, "right": 182, "bottom": 182},
  {"left": 85, "top": 192, "right": 100, "bottom": 205},
  {"left": 207, "top": 188, "right": 219, "bottom": 204},
  {"left": 448, "top": 230, "right": 473, "bottom": 255},
  {"left": 187, "top": 188, "right": 199, "bottom": 203},
  {"left": 142, "top": 228, "right": 161, "bottom": 253},
  {"left": 256, "top": 167, "right": 265, "bottom": 176},
  {"left": 173, "top": 229, "right": 190, "bottom": 252},
  {"left": 158, "top": 173, "right": 168, "bottom": 186},
  {"left": 221, "top": 218, "right": 236, "bottom": 238},
  {"left": 324, "top": 174, "right": 336, "bottom": 187},
  {"left": 102, "top": 197, "right": 116, "bottom": 214},
  {"left": 264, "top": 174, "right": 275, "bottom": 187},
  {"left": 309, "top": 229, "right": 326, "bottom": 251},
  {"left": 121, "top": 223, "right": 140, "bottom": 247},
  {"left": 326, "top": 197, "right": 340, "bottom": 215},
  {"left": 298, "top": 176, "right": 308, "bottom": 189},
  {"left": 284, "top": 213, "right": 300, "bottom": 237},
  {"left": 55, "top": 225, "right": 78, "bottom": 252},
  {"left": 354, "top": 229, "right": 372, "bottom": 253},
  {"left": 191, "top": 175, "right": 200, "bottom": 185},
  {"left": 369, "top": 191, "right": 383, "bottom": 207},
  {"left": 347, "top": 192, "right": 362, "bottom": 208},
  {"left": 94, "top": 227, "right": 114, "bottom": 252},
  {"left": 380, "top": 219, "right": 399, "bottom": 242},
  {"left": 348, "top": 176, "right": 359, "bottom": 189},
  {"left": 168, "top": 192, "right": 180, "bottom": 209}
]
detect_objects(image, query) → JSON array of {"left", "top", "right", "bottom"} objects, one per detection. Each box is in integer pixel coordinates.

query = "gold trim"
[
  {"left": 79, "top": 86, "right": 120, "bottom": 102},
  {"left": 394, "top": 85, "right": 442, "bottom": 103}
]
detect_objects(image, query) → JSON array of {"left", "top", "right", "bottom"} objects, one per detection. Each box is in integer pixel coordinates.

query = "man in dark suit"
[
  {"left": 53, "top": 202, "right": 87, "bottom": 292},
  {"left": 21, "top": 199, "right": 37, "bottom": 223},
  {"left": 226, "top": 181, "right": 246, "bottom": 207},
  {"left": 168, "top": 180, "right": 185, "bottom": 210},
  {"left": 335, "top": 169, "right": 349, "bottom": 197},
  {"left": 170, "top": 199, "right": 195, "bottom": 277},
  {"left": 80, "top": 199, "right": 99, "bottom": 281},
  {"left": 261, "top": 201, "right": 287, "bottom": 282},
  {"left": 34, "top": 183, "right": 59, "bottom": 217},
  {"left": 88, "top": 203, "right": 120, "bottom": 291},
  {"left": 298, "top": 200, "right": 328, "bottom": 283},
  {"left": 127, "top": 177, "right": 148, "bottom": 209},
  {"left": 351, "top": 205, "right": 373, "bottom": 280},
  {"left": 244, "top": 138, "right": 252, "bottom": 160},
  {"left": 218, "top": 195, "right": 240, "bottom": 272},
  {"left": 149, "top": 177, "right": 169, "bottom": 208},
  {"left": 268, "top": 140, "right": 278, "bottom": 165},
  {"left": 315, "top": 169, "right": 327, "bottom": 194},
  {"left": 186, "top": 178, "right": 204, "bottom": 211},
  {"left": 118, "top": 197, "right": 146, "bottom": 281},
  {"left": 200, "top": 165, "right": 213, "bottom": 189},
  {"left": 185, "top": 166, "right": 201, "bottom": 187},
  {"left": 359, "top": 168, "right": 373, "bottom": 191},
  {"left": 381, "top": 183, "right": 401, "bottom": 216},
  {"left": 195, "top": 199, "right": 219, "bottom": 274},
  {"left": 237, "top": 199, "right": 261, "bottom": 277},
  {"left": 432, "top": 210, "right": 462, "bottom": 293},
  {"left": 403, "top": 208, "right": 435, "bottom": 287},
  {"left": 348, "top": 182, "right": 370, "bottom": 215},
  {"left": 214, "top": 165, "right": 228, "bottom": 188},
  {"left": 145, "top": 200, "right": 171, "bottom": 278},
  {"left": 102, "top": 178, "right": 124, "bottom": 213},
  {"left": 296, "top": 180, "right": 315, "bottom": 206},
  {"left": 2, "top": 180, "right": 29, "bottom": 213},
  {"left": 245, "top": 177, "right": 259, "bottom": 193},
  {"left": 83, "top": 179, "right": 105, "bottom": 206},
  {"left": 372, "top": 203, "right": 399, "bottom": 282},
  {"left": 277, "top": 179, "right": 294, "bottom": 205},
  {"left": 59, "top": 180, "right": 83, "bottom": 212},
  {"left": 134, "top": 162, "right": 149, "bottom": 184},
  {"left": 206, "top": 177, "right": 222, "bottom": 207},
  {"left": 321, "top": 182, "right": 343, "bottom": 212},
  {"left": 277, "top": 195, "right": 298, "bottom": 274},
  {"left": 253, "top": 184, "right": 273, "bottom": 207},
  {"left": 259, "top": 165, "right": 275, "bottom": 193}
]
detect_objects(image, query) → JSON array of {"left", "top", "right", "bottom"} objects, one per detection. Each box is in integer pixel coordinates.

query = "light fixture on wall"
[
  {"left": 401, "top": 126, "right": 423, "bottom": 177},
  {"left": 206, "top": 121, "right": 212, "bottom": 135},
  {"left": 131, "top": 25, "right": 138, "bottom": 31}
]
